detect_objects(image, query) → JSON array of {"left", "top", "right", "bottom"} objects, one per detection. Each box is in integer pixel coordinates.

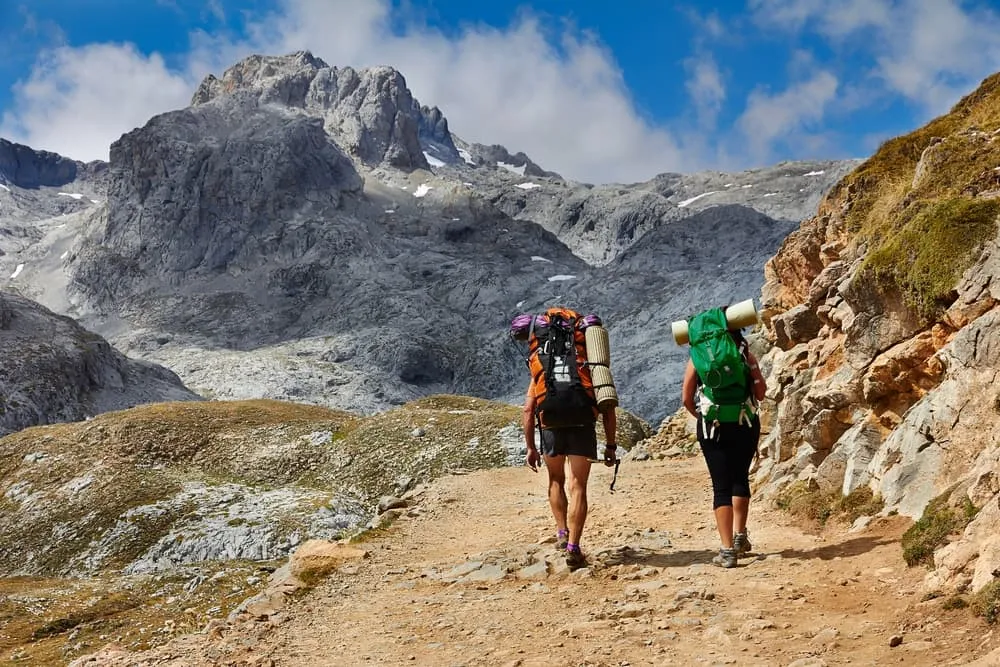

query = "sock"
[{"left": 566, "top": 542, "right": 580, "bottom": 552}]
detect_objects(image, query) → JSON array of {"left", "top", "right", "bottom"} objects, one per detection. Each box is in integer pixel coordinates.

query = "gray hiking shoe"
[
  {"left": 712, "top": 547, "right": 738, "bottom": 568},
  {"left": 733, "top": 531, "right": 752, "bottom": 556}
]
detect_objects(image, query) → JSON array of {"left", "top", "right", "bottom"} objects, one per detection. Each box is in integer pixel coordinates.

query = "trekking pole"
[{"left": 587, "top": 455, "right": 622, "bottom": 492}]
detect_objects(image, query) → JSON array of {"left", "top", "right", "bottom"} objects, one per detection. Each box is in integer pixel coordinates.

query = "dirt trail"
[{"left": 237, "top": 456, "right": 996, "bottom": 667}]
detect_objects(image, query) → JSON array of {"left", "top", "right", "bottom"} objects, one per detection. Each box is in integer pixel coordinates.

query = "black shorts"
[{"left": 540, "top": 426, "right": 597, "bottom": 459}]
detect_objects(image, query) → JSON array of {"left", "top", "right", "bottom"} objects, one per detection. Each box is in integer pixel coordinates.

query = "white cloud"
[
  {"left": 685, "top": 53, "right": 726, "bottom": 129},
  {"left": 0, "top": 0, "right": 686, "bottom": 183},
  {"left": 6, "top": 0, "right": 999, "bottom": 182},
  {"left": 0, "top": 43, "right": 193, "bottom": 161},
  {"left": 750, "top": 0, "right": 1000, "bottom": 112},
  {"left": 737, "top": 71, "right": 839, "bottom": 162}
]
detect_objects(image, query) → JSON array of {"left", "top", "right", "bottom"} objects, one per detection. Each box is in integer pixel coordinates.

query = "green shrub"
[
  {"left": 943, "top": 595, "right": 969, "bottom": 611},
  {"left": 973, "top": 580, "right": 1000, "bottom": 624},
  {"left": 902, "top": 491, "right": 978, "bottom": 567}
]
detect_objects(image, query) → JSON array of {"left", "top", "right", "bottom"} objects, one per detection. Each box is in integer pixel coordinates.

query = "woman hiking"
[{"left": 681, "top": 324, "right": 766, "bottom": 568}]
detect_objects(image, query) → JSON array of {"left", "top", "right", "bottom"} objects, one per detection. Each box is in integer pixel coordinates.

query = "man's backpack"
[
  {"left": 525, "top": 307, "right": 598, "bottom": 429},
  {"left": 687, "top": 307, "right": 753, "bottom": 424}
]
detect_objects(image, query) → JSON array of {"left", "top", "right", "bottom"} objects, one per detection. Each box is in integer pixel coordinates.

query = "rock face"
[
  {"left": 2, "top": 51, "right": 853, "bottom": 427},
  {"left": 0, "top": 137, "right": 80, "bottom": 188},
  {"left": 0, "top": 291, "right": 197, "bottom": 436},
  {"left": 753, "top": 70, "right": 1000, "bottom": 592}
]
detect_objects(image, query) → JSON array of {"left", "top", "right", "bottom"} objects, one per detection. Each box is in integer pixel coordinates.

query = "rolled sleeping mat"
[
  {"left": 671, "top": 298, "right": 761, "bottom": 345},
  {"left": 584, "top": 324, "right": 611, "bottom": 366},
  {"left": 584, "top": 325, "right": 618, "bottom": 409}
]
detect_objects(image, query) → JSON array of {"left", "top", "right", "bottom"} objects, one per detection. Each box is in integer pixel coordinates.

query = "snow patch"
[
  {"left": 57, "top": 192, "right": 84, "bottom": 200},
  {"left": 0, "top": 184, "right": 9, "bottom": 192},
  {"left": 763, "top": 192, "right": 778, "bottom": 197},
  {"left": 678, "top": 191, "right": 718, "bottom": 207},
  {"left": 515, "top": 182, "right": 541, "bottom": 190},
  {"left": 804, "top": 170, "right": 826, "bottom": 177},
  {"left": 9, "top": 264, "right": 24, "bottom": 279},
  {"left": 60, "top": 251, "right": 69, "bottom": 260},
  {"left": 531, "top": 256, "right": 553, "bottom": 263},
  {"left": 90, "top": 199, "right": 101, "bottom": 204},
  {"left": 724, "top": 183, "right": 734, "bottom": 188},
  {"left": 742, "top": 184, "right": 753, "bottom": 189},
  {"left": 548, "top": 275, "right": 576, "bottom": 282},
  {"left": 497, "top": 161, "right": 527, "bottom": 176},
  {"left": 457, "top": 149, "right": 476, "bottom": 166},
  {"left": 413, "top": 184, "right": 432, "bottom": 198},
  {"left": 516, "top": 300, "right": 525, "bottom": 308},
  {"left": 385, "top": 209, "right": 395, "bottom": 214},
  {"left": 423, "top": 152, "right": 445, "bottom": 168}
]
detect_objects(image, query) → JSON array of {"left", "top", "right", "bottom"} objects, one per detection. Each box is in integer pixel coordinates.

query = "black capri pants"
[{"left": 697, "top": 417, "right": 761, "bottom": 509}]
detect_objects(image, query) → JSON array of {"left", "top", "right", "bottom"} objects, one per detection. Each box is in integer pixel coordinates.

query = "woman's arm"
[
  {"left": 746, "top": 351, "right": 767, "bottom": 402},
  {"left": 681, "top": 360, "right": 699, "bottom": 417}
]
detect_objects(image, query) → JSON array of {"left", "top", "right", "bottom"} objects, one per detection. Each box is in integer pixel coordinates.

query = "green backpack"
[{"left": 687, "top": 307, "right": 752, "bottom": 423}]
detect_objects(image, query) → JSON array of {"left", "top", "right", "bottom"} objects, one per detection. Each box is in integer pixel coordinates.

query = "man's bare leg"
[
  {"left": 566, "top": 455, "right": 592, "bottom": 546},
  {"left": 543, "top": 454, "right": 568, "bottom": 534}
]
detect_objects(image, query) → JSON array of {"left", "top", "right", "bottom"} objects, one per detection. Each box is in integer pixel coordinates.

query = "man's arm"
[
  {"left": 601, "top": 405, "right": 617, "bottom": 465},
  {"left": 523, "top": 385, "right": 540, "bottom": 471}
]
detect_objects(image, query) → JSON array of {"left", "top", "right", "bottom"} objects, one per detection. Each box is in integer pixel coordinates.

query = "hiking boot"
[
  {"left": 712, "top": 547, "right": 738, "bottom": 569},
  {"left": 555, "top": 529, "right": 569, "bottom": 551},
  {"left": 733, "top": 531, "right": 752, "bottom": 556},
  {"left": 565, "top": 545, "right": 587, "bottom": 570}
]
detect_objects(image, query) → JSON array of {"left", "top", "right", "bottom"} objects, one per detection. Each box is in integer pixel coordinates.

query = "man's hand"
[
  {"left": 603, "top": 444, "right": 617, "bottom": 467},
  {"left": 526, "top": 445, "right": 540, "bottom": 472}
]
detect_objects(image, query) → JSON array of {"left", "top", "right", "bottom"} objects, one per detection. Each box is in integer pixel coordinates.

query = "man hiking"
[{"left": 518, "top": 308, "right": 617, "bottom": 570}]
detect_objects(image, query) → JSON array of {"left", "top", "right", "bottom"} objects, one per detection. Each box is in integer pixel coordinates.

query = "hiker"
[
  {"left": 515, "top": 308, "right": 617, "bottom": 570},
  {"left": 524, "top": 384, "right": 616, "bottom": 569},
  {"left": 681, "top": 321, "right": 766, "bottom": 568}
]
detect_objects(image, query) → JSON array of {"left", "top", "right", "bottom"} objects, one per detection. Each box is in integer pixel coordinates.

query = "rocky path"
[{"left": 76, "top": 456, "right": 999, "bottom": 666}]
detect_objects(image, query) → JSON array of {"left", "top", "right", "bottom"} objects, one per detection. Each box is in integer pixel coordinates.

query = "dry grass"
[
  {"left": 827, "top": 72, "right": 1000, "bottom": 320},
  {"left": 862, "top": 197, "right": 1000, "bottom": 318},
  {"left": 775, "top": 481, "right": 885, "bottom": 527}
]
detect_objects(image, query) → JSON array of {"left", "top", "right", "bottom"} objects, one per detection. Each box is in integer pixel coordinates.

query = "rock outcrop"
[
  {"left": 753, "top": 70, "right": 1000, "bottom": 593},
  {"left": 0, "top": 291, "right": 197, "bottom": 436},
  {"left": 0, "top": 137, "right": 81, "bottom": 188}
]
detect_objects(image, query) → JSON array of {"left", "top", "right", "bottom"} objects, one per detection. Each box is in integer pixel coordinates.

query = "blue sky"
[{"left": 2, "top": 0, "right": 1000, "bottom": 183}]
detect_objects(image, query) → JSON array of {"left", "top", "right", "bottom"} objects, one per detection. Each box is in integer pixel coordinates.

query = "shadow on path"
[
  {"left": 774, "top": 536, "right": 897, "bottom": 561},
  {"left": 599, "top": 547, "right": 718, "bottom": 569}
]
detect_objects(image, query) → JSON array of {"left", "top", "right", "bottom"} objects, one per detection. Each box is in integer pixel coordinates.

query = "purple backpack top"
[{"left": 509, "top": 311, "right": 602, "bottom": 341}]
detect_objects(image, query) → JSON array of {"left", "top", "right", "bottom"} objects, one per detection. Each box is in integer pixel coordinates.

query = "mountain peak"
[{"left": 191, "top": 52, "right": 458, "bottom": 170}]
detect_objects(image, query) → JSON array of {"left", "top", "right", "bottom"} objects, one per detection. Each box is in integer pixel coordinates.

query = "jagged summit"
[{"left": 191, "top": 51, "right": 460, "bottom": 171}]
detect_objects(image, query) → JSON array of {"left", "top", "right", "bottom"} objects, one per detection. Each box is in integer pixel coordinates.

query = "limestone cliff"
[{"left": 756, "top": 71, "right": 1000, "bottom": 594}]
